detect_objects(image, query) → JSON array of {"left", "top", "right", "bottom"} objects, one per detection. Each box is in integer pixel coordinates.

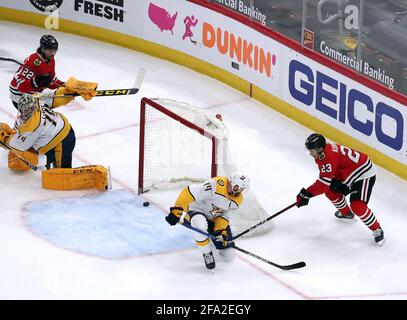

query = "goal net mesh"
[{"left": 140, "top": 98, "right": 272, "bottom": 236}]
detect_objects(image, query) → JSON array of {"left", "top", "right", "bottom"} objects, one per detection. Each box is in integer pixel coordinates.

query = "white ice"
[{"left": 1, "top": 21, "right": 407, "bottom": 300}]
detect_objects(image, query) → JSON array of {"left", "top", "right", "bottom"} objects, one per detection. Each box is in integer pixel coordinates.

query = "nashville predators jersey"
[
  {"left": 8, "top": 105, "right": 71, "bottom": 154},
  {"left": 174, "top": 176, "right": 243, "bottom": 221}
]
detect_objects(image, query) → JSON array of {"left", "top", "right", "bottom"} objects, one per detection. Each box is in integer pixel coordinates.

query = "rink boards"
[{"left": 0, "top": 0, "right": 405, "bottom": 179}]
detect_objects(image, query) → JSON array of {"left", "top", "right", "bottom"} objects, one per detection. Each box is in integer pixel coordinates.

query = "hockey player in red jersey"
[
  {"left": 296, "top": 133, "right": 384, "bottom": 245},
  {"left": 9, "top": 35, "right": 64, "bottom": 109}
]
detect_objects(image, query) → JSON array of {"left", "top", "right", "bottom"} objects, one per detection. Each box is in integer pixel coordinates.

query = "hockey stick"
[
  {"left": 0, "top": 141, "right": 39, "bottom": 171},
  {"left": 1, "top": 56, "right": 146, "bottom": 98},
  {"left": 50, "top": 68, "right": 146, "bottom": 98},
  {"left": 232, "top": 202, "right": 297, "bottom": 240},
  {"left": 180, "top": 222, "right": 306, "bottom": 271},
  {"left": 0, "top": 56, "right": 26, "bottom": 68}
]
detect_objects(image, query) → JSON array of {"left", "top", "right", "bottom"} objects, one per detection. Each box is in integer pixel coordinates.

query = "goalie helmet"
[
  {"left": 228, "top": 172, "right": 250, "bottom": 195},
  {"left": 18, "top": 94, "right": 38, "bottom": 123},
  {"left": 40, "top": 35, "right": 58, "bottom": 50},
  {"left": 305, "top": 133, "right": 326, "bottom": 150}
]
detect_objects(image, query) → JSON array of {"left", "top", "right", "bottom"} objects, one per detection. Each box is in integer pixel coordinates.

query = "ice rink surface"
[{"left": 1, "top": 21, "right": 407, "bottom": 300}]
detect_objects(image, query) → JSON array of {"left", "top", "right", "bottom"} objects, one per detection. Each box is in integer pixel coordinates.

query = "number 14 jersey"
[{"left": 307, "top": 143, "right": 377, "bottom": 196}]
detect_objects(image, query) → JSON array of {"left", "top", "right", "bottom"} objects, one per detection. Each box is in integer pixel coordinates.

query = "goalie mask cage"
[{"left": 139, "top": 97, "right": 272, "bottom": 236}]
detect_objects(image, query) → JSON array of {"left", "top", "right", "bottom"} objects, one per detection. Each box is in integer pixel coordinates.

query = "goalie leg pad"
[
  {"left": 8, "top": 150, "right": 39, "bottom": 171},
  {"left": 42, "top": 165, "right": 111, "bottom": 191}
]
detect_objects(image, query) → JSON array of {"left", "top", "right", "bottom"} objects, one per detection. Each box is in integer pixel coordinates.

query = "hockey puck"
[{"left": 143, "top": 201, "right": 150, "bottom": 207}]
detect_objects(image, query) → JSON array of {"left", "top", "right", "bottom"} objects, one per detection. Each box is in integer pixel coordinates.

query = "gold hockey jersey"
[
  {"left": 174, "top": 176, "right": 243, "bottom": 221},
  {"left": 8, "top": 105, "right": 71, "bottom": 154}
]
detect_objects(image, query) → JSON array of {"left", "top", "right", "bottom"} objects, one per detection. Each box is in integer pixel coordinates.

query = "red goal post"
[{"left": 139, "top": 97, "right": 219, "bottom": 194}]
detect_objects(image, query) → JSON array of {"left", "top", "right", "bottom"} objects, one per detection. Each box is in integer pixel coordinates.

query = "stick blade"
[
  {"left": 134, "top": 68, "right": 146, "bottom": 90},
  {"left": 280, "top": 261, "right": 306, "bottom": 270}
]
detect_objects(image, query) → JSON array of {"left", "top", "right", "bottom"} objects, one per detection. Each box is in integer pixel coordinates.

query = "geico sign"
[
  {"left": 202, "top": 22, "right": 276, "bottom": 78},
  {"left": 289, "top": 60, "right": 404, "bottom": 151}
]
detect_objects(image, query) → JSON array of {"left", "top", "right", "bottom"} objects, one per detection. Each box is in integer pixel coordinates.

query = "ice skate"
[
  {"left": 203, "top": 251, "right": 216, "bottom": 270},
  {"left": 334, "top": 210, "right": 355, "bottom": 220},
  {"left": 373, "top": 228, "right": 385, "bottom": 246}
]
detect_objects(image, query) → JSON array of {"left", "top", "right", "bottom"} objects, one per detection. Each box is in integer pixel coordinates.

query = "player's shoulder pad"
[
  {"left": 213, "top": 176, "right": 232, "bottom": 198},
  {"left": 324, "top": 144, "right": 339, "bottom": 160},
  {"left": 213, "top": 176, "right": 228, "bottom": 187},
  {"left": 330, "top": 143, "right": 339, "bottom": 153},
  {"left": 27, "top": 53, "right": 46, "bottom": 69},
  {"left": 316, "top": 144, "right": 333, "bottom": 162},
  {"left": 325, "top": 143, "right": 336, "bottom": 154}
]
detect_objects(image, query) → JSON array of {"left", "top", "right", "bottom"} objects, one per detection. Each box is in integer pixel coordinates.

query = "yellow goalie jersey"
[
  {"left": 174, "top": 176, "right": 243, "bottom": 221},
  {"left": 8, "top": 105, "right": 70, "bottom": 154}
]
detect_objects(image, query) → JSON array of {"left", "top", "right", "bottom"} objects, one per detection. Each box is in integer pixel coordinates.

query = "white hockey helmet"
[
  {"left": 18, "top": 94, "right": 38, "bottom": 122},
  {"left": 228, "top": 172, "right": 250, "bottom": 195}
]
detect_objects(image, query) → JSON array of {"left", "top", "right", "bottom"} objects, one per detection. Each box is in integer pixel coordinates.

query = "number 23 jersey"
[
  {"left": 307, "top": 143, "right": 377, "bottom": 196},
  {"left": 9, "top": 105, "right": 71, "bottom": 154}
]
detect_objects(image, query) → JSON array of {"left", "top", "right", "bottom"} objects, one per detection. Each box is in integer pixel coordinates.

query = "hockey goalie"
[{"left": 0, "top": 83, "right": 111, "bottom": 191}]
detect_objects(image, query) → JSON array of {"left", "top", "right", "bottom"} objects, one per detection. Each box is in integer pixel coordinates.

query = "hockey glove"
[
  {"left": 296, "top": 188, "right": 312, "bottom": 207},
  {"left": 165, "top": 207, "right": 183, "bottom": 226},
  {"left": 32, "top": 73, "right": 53, "bottom": 88},
  {"left": 330, "top": 179, "right": 351, "bottom": 195},
  {"left": 216, "top": 229, "right": 234, "bottom": 248}
]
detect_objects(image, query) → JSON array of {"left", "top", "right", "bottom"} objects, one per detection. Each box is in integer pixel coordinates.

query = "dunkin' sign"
[{"left": 202, "top": 22, "right": 277, "bottom": 78}]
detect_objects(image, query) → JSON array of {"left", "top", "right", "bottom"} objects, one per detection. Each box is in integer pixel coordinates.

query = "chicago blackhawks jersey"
[
  {"left": 174, "top": 176, "right": 243, "bottom": 221},
  {"left": 9, "top": 52, "right": 63, "bottom": 103},
  {"left": 307, "top": 143, "right": 377, "bottom": 196},
  {"left": 8, "top": 105, "right": 71, "bottom": 154}
]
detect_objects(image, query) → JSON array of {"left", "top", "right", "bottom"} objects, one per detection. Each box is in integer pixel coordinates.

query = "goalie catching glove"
[{"left": 65, "top": 77, "right": 98, "bottom": 101}]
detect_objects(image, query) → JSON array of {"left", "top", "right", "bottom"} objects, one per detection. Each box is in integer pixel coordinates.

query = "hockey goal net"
[{"left": 138, "top": 97, "right": 271, "bottom": 236}]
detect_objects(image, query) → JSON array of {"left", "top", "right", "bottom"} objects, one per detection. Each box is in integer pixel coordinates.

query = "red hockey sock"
[
  {"left": 326, "top": 192, "right": 351, "bottom": 215},
  {"left": 350, "top": 200, "right": 380, "bottom": 230}
]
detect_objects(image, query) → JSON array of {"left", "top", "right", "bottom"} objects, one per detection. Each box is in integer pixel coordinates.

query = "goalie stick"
[
  {"left": 0, "top": 141, "right": 40, "bottom": 171},
  {"left": 1, "top": 56, "right": 146, "bottom": 98},
  {"left": 180, "top": 222, "right": 306, "bottom": 271},
  {"left": 56, "top": 68, "right": 146, "bottom": 98}
]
